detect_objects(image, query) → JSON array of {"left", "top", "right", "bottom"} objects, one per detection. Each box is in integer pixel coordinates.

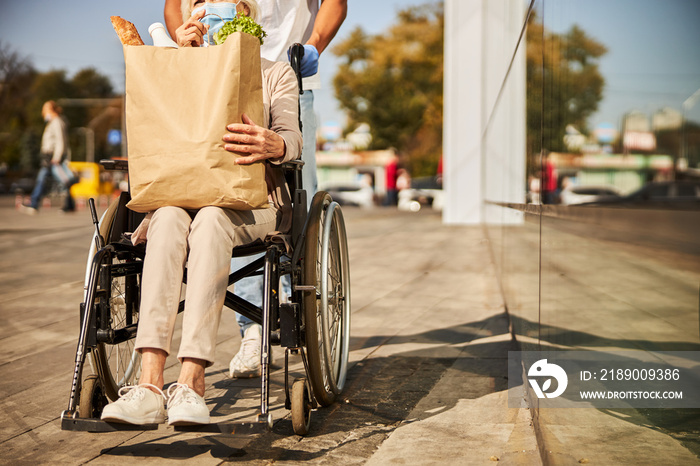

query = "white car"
[
  {"left": 323, "top": 183, "right": 375, "bottom": 208},
  {"left": 560, "top": 185, "right": 621, "bottom": 205},
  {"left": 397, "top": 176, "right": 444, "bottom": 212}
]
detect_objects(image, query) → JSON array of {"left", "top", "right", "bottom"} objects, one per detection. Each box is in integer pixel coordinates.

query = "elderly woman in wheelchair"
[
  {"left": 99, "top": 18, "right": 302, "bottom": 427},
  {"left": 63, "top": 0, "right": 350, "bottom": 436}
]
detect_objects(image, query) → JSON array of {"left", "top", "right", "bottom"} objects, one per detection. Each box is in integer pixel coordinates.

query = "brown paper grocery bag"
[{"left": 123, "top": 32, "right": 268, "bottom": 213}]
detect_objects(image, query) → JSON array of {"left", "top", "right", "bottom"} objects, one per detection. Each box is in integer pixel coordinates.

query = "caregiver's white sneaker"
[{"left": 229, "top": 325, "right": 264, "bottom": 378}]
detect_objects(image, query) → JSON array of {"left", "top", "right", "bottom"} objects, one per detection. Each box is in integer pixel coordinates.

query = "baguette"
[{"left": 110, "top": 16, "right": 144, "bottom": 46}]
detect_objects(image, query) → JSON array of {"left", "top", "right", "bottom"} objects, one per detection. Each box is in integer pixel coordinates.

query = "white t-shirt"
[{"left": 258, "top": 0, "right": 321, "bottom": 89}]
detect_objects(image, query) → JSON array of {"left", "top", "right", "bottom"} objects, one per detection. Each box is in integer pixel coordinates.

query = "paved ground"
[
  {"left": 0, "top": 196, "right": 538, "bottom": 465},
  {"left": 4, "top": 195, "right": 697, "bottom": 464}
]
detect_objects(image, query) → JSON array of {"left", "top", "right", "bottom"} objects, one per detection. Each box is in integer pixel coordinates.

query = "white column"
[
  {"left": 443, "top": 0, "right": 526, "bottom": 225},
  {"left": 443, "top": 0, "right": 484, "bottom": 225}
]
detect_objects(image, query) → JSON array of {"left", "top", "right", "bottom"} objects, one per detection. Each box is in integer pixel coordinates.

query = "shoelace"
[
  {"left": 239, "top": 335, "right": 261, "bottom": 358},
  {"left": 117, "top": 383, "right": 164, "bottom": 401},
  {"left": 167, "top": 383, "right": 200, "bottom": 407}
]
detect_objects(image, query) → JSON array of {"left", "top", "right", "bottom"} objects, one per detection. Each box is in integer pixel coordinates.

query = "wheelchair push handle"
[
  {"left": 88, "top": 198, "right": 105, "bottom": 250},
  {"left": 289, "top": 43, "right": 305, "bottom": 95}
]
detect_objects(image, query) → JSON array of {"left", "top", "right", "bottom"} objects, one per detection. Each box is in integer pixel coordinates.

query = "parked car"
[
  {"left": 398, "top": 176, "right": 443, "bottom": 212},
  {"left": 560, "top": 185, "right": 621, "bottom": 205},
  {"left": 323, "top": 183, "right": 375, "bottom": 208},
  {"left": 582, "top": 180, "right": 700, "bottom": 208},
  {"left": 10, "top": 177, "right": 36, "bottom": 195}
]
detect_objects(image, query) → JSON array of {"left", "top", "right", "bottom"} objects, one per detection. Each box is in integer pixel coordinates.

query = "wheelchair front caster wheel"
[
  {"left": 291, "top": 378, "right": 312, "bottom": 435},
  {"left": 79, "top": 374, "right": 108, "bottom": 419}
]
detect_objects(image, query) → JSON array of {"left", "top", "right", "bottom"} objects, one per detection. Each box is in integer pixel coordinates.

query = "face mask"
[{"left": 192, "top": 2, "right": 239, "bottom": 45}]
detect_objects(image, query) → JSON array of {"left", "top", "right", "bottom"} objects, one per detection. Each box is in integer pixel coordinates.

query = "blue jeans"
[
  {"left": 233, "top": 90, "right": 317, "bottom": 335},
  {"left": 30, "top": 161, "right": 77, "bottom": 211}
]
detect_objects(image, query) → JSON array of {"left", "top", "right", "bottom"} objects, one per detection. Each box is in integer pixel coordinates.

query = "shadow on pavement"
[
  {"left": 99, "top": 313, "right": 519, "bottom": 462},
  {"left": 511, "top": 315, "right": 700, "bottom": 352},
  {"left": 511, "top": 315, "right": 700, "bottom": 458}
]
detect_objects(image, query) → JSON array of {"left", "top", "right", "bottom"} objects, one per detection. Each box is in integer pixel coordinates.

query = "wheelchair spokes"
[
  {"left": 90, "top": 250, "right": 143, "bottom": 401},
  {"left": 303, "top": 192, "right": 351, "bottom": 406}
]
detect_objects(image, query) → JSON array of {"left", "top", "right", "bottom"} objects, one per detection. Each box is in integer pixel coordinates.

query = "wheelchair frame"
[{"left": 60, "top": 157, "right": 351, "bottom": 436}]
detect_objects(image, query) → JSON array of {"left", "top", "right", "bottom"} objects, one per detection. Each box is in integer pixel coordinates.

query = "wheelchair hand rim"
[{"left": 319, "top": 201, "right": 350, "bottom": 394}]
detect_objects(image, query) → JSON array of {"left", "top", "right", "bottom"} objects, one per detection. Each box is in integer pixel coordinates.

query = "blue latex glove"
[{"left": 288, "top": 44, "right": 319, "bottom": 77}]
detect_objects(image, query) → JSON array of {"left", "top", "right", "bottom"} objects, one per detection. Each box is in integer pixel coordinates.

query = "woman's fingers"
[
  {"left": 223, "top": 129, "right": 264, "bottom": 146},
  {"left": 223, "top": 114, "right": 286, "bottom": 161},
  {"left": 234, "top": 154, "right": 267, "bottom": 165},
  {"left": 176, "top": 10, "right": 208, "bottom": 46},
  {"left": 177, "top": 25, "right": 204, "bottom": 46},
  {"left": 241, "top": 113, "right": 258, "bottom": 126}
]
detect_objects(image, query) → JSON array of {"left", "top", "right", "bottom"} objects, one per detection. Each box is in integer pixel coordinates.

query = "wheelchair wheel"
[
  {"left": 79, "top": 374, "right": 107, "bottom": 418},
  {"left": 85, "top": 200, "right": 143, "bottom": 401},
  {"left": 291, "top": 378, "right": 312, "bottom": 435},
  {"left": 303, "top": 192, "right": 351, "bottom": 407}
]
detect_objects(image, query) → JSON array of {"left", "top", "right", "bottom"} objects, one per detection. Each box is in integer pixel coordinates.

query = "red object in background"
[
  {"left": 385, "top": 158, "right": 398, "bottom": 190},
  {"left": 542, "top": 158, "right": 557, "bottom": 192}
]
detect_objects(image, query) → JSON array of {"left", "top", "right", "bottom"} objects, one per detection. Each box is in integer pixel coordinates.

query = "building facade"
[{"left": 444, "top": 0, "right": 700, "bottom": 460}]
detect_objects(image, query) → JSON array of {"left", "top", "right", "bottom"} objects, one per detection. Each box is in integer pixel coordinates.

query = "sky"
[
  {"left": 0, "top": 0, "right": 430, "bottom": 132},
  {"left": 1, "top": 0, "right": 699, "bottom": 133},
  {"left": 541, "top": 0, "right": 700, "bottom": 129}
]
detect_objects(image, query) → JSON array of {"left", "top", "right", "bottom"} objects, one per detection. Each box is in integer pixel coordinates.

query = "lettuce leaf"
[{"left": 213, "top": 16, "right": 267, "bottom": 45}]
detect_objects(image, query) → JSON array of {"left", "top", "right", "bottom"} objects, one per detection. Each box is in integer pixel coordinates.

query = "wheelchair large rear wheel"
[
  {"left": 303, "top": 192, "right": 351, "bottom": 407},
  {"left": 84, "top": 200, "right": 143, "bottom": 402}
]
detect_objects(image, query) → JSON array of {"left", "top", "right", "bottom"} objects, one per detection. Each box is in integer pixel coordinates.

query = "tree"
[
  {"left": 526, "top": 15, "right": 607, "bottom": 158},
  {"left": 0, "top": 41, "right": 37, "bottom": 168},
  {"left": 0, "top": 40, "right": 116, "bottom": 169},
  {"left": 332, "top": 2, "right": 444, "bottom": 177}
]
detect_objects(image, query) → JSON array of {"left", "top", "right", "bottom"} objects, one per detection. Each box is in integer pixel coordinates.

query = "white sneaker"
[
  {"left": 19, "top": 205, "right": 38, "bottom": 215},
  {"left": 100, "top": 384, "right": 166, "bottom": 425},
  {"left": 166, "top": 383, "right": 210, "bottom": 426},
  {"left": 229, "top": 324, "right": 268, "bottom": 378}
]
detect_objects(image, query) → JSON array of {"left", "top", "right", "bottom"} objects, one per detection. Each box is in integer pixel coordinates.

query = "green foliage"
[
  {"left": 0, "top": 41, "right": 115, "bottom": 170},
  {"left": 214, "top": 17, "right": 267, "bottom": 45},
  {"left": 526, "top": 14, "right": 607, "bottom": 157},
  {"left": 332, "top": 2, "right": 444, "bottom": 177}
]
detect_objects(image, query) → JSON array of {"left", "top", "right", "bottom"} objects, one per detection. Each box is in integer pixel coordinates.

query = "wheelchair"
[
  {"left": 60, "top": 47, "right": 351, "bottom": 437},
  {"left": 60, "top": 159, "right": 351, "bottom": 436}
]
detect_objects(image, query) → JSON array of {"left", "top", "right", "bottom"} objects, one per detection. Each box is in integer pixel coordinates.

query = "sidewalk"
[
  {"left": 343, "top": 208, "right": 540, "bottom": 465},
  {"left": 0, "top": 198, "right": 540, "bottom": 464},
  {"left": 4, "top": 196, "right": 698, "bottom": 464}
]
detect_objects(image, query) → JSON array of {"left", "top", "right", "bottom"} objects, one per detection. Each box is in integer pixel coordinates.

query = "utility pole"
[{"left": 680, "top": 87, "right": 700, "bottom": 178}]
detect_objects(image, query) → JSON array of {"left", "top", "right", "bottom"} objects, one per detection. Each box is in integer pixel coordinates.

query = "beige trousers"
[{"left": 134, "top": 205, "right": 277, "bottom": 366}]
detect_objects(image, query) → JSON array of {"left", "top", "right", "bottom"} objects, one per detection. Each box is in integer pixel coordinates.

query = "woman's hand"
[
  {"left": 223, "top": 113, "right": 286, "bottom": 164},
  {"left": 130, "top": 212, "right": 153, "bottom": 246},
  {"left": 175, "top": 9, "right": 208, "bottom": 47}
]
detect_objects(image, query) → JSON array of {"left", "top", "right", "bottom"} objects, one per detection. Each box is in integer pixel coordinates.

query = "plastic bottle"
[{"left": 148, "top": 22, "right": 178, "bottom": 48}]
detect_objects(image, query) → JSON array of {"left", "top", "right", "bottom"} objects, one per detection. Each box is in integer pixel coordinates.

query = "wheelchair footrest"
[
  {"left": 173, "top": 420, "right": 270, "bottom": 435},
  {"left": 61, "top": 417, "right": 159, "bottom": 432},
  {"left": 61, "top": 416, "right": 270, "bottom": 435}
]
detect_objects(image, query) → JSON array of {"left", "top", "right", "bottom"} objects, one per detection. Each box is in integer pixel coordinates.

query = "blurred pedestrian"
[
  {"left": 22, "top": 101, "right": 77, "bottom": 214},
  {"left": 541, "top": 150, "right": 559, "bottom": 205},
  {"left": 164, "top": 0, "right": 348, "bottom": 379},
  {"left": 384, "top": 155, "right": 398, "bottom": 206},
  {"left": 396, "top": 168, "right": 410, "bottom": 192}
]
